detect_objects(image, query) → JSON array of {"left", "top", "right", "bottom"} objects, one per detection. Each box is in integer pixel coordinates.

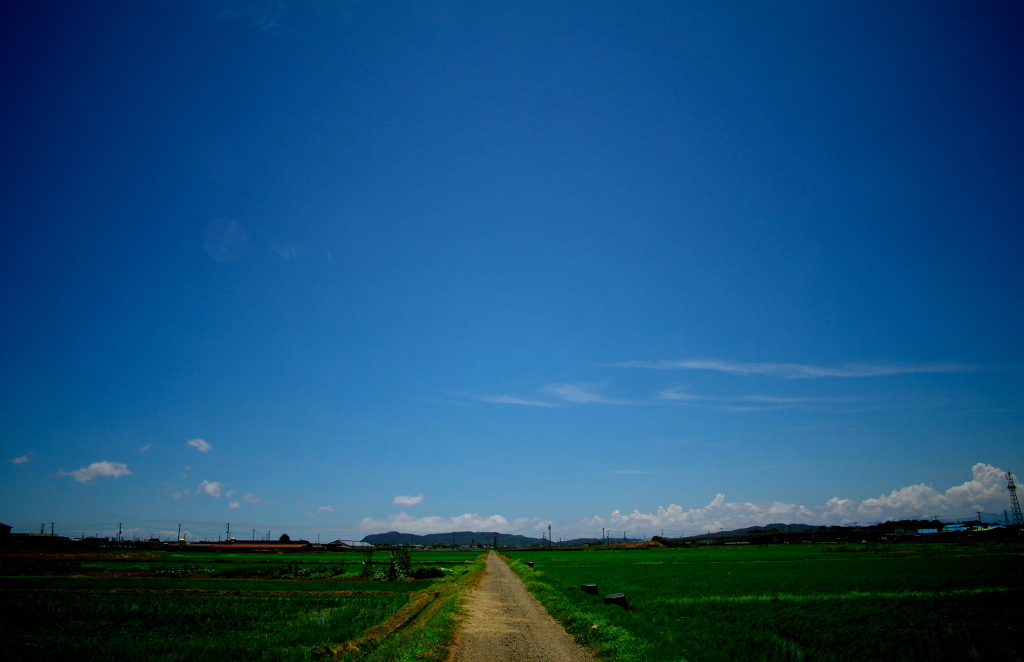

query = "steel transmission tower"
[{"left": 1007, "top": 472, "right": 1024, "bottom": 527}]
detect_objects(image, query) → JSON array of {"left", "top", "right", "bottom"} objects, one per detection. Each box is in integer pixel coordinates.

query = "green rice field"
[
  {"left": 506, "top": 542, "right": 1024, "bottom": 662},
  {"left": 1, "top": 549, "right": 484, "bottom": 661}
]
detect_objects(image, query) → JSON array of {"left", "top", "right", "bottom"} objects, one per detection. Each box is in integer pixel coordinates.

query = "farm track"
[{"left": 451, "top": 551, "right": 594, "bottom": 662}]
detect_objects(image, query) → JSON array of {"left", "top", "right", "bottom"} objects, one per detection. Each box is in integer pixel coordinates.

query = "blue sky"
[{"left": 2, "top": 1, "right": 1022, "bottom": 541}]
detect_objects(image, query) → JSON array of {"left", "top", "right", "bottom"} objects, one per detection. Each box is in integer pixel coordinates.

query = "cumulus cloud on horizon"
[
  {"left": 357, "top": 512, "right": 537, "bottom": 535},
  {"left": 352, "top": 464, "right": 1013, "bottom": 537},
  {"left": 187, "top": 438, "right": 212, "bottom": 452},
  {"left": 57, "top": 461, "right": 132, "bottom": 483},
  {"left": 590, "top": 463, "right": 1012, "bottom": 534},
  {"left": 393, "top": 494, "right": 424, "bottom": 506}
]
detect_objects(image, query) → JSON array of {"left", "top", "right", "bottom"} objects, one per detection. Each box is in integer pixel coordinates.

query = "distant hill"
[{"left": 361, "top": 531, "right": 640, "bottom": 547}]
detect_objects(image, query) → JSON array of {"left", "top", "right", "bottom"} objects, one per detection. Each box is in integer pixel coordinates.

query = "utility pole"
[
  {"left": 548, "top": 523, "right": 552, "bottom": 546},
  {"left": 178, "top": 524, "right": 181, "bottom": 540},
  {"left": 226, "top": 523, "right": 230, "bottom": 539},
  {"left": 118, "top": 523, "right": 122, "bottom": 542},
  {"left": 51, "top": 523, "right": 54, "bottom": 536}
]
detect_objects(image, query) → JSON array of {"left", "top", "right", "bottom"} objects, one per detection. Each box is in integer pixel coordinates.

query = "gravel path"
[{"left": 451, "top": 551, "right": 595, "bottom": 662}]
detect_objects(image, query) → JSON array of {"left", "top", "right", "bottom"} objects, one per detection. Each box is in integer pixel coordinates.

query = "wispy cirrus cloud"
[
  {"left": 540, "top": 382, "right": 641, "bottom": 405},
  {"left": 393, "top": 494, "right": 424, "bottom": 506},
  {"left": 463, "top": 381, "right": 639, "bottom": 407},
  {"left": 614, "top": 359, "right": 978, "bottom": 379},
  {"left": 9, "top": 455, "right": 30, "bottom": 465},
  {"left": 318, "top": 505, "right": 336, "bottom": 512},
  {"left": 474, "top": 394, "right": 562, "bottom": 407},
  {"left": 57, "top": 461, "right": 132, "bottom": 483},
  {"left": 658, "top": 388, "right": 858, "bottom": 411}
]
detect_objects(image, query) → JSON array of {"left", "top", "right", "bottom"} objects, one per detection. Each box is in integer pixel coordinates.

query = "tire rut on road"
[{"left": 451, "top": 551, "right": 594, "bottom": 662}]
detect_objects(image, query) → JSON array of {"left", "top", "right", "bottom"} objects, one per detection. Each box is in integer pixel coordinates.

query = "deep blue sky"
[{"left": 2, "top": 1, "right": 1022, "bottom": 540}]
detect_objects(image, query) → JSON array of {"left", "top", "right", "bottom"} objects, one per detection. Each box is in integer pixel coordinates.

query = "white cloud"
[
  {"left": 228, "top": 501, "right": 240, "bottom": 509},
  {"left": 57, "top": 461, "right": 132, "bottom": 483},
  {"left": 615, "top": 359, "right": 978, "bottom": 379},
  {"left": 540, "top": 382, "right": 639, "bottom": 405},
  {"left": 241, "top": 492, "right": 265, "bottom": 504},
  {"left": 820, "top": 463, "right": 1008, "bottom": 521},
  {"left": 356, "top": 512, "right": 537, "bottom": 535},
  {"left": 584, "top": 463, "right": 1011, "bottom": 533},
  {"left": 197, "top": 479, "right": 225, "bottom": 497},
  {"left": 475, "top": 394, "right": 562, "bottom": 407},
  {"left": 138, "top": 444, "right": 152, "bottom": 453},
  {"left": 162, "top": 482, "right": 189, "bottom": 499},
  {"left": 466, "top": 382, "right": 639, "bottom": 408},
  {"left": 186, "top": 438, "right": 212, "bottom": 453},
  {"left": 9, "top": 455, "right": 30, "bottom": 465},
  {"left": 318, "top": 505, "right": 336, "bottom": 512},
  {"left": 658, "top": 389, "right": 851, "bottom": 405},
  {"left": 393, "top": 494, "right": 424, "bottom": 506}
]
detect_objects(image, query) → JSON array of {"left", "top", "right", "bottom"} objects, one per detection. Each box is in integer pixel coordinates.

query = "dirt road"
[{"left": 451, "top": 551, "right": 594, "bottom": 662}]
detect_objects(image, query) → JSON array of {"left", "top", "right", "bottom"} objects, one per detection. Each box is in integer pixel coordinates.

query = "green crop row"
[
  {"left": 3, "top": 589, "right": 408, "bottom": 661},
  {"left": 506, "top": 543, "right": 1024, "bottom": 662},
  {"left": 0, "top": 550, "right": 487, "bottom": 662}
]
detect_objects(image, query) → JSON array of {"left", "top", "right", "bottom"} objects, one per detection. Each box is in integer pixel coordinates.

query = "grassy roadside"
[
  {"left": 320, "top": 553, "right": 488, "bottom": 662},
  {"left": 504, "top": 555, "right": 652, "bottom": 661}
]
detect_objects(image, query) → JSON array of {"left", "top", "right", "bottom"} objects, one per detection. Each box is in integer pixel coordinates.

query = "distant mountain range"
[{"left": 361, "top": 517, "right": 1004, "bottom": 548}]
